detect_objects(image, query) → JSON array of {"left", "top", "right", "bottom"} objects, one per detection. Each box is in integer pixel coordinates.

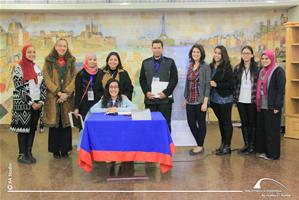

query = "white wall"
[{"left": 288, "top": 6, "right": 299, "bottom": 21}]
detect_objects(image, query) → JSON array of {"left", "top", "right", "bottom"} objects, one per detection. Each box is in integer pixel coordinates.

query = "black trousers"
[
  {"left": 255, "top": 109, "right": 281, "bottom": 159},
  {"left": 210, "top": 102, "right": 233, "bottom": 146},
  {"left": 146, "top": 103, "right": 172, "bottom": 132},
  {"left": 186, "top": 104, "right": 207, "bottom": 146},
  {"left": 237, "top": 103, "right": 256, "bottom": 130},
  {"left": 17, "top": 109, "right": 40, "bottom": 154},
  {"left": 48, "top": 119, "right": 72, "bottom": 155}
]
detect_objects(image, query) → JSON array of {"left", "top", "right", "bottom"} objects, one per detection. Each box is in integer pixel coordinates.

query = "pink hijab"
[
  {"left": 256, "top": 49, "right": 276, "bottom": 111},
  {"left": 82, "top": 53, "right": 98, "bottom": 75}
]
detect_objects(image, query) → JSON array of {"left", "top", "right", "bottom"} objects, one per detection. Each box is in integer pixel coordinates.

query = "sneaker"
[{"left": 258, "top": 153, "right": 272, "bottom": 160}]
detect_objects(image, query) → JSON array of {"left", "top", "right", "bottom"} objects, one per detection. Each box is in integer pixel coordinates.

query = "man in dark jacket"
[{"left": 139, "top": 39, "right": 178, "bottom": 132}]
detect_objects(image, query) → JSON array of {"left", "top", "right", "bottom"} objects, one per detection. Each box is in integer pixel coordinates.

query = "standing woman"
[
  {"left": 10, "top": 44, "right": 47, "bottom": 164},
  {"left": 210, "top": 45, "right": 234, "bottom": 156},
  {"left": 102, "top": 52, "right": 134, "bottom": 100},
  {"left": 233, "top": 45, "right": 259, "bottom": 154},
  {"left": 255, "top": 49, "right": 285, "bottom": 160},
  {"left": 184, "top": 44, "right": 211, "bottom": 155},
  {"left": 74, "top": 53, "right": 103, "bottom": 120},
  {"left": 43, "top": 38, "right": 77, "bottom": 159}
]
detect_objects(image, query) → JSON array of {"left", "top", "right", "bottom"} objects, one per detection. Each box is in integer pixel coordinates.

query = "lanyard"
[
  {"left": 152, "top": 57, "right": 162, "bottom": 77},
  {"left": 244, "top": 69, "right": 250, "bottom": 82},
  {"left": 89, "top": 75, "right": 94, "bottom": 90}
]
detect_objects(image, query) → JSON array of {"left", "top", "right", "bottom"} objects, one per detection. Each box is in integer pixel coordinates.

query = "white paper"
[
  {"left": 29, "top": 79, "right": 41, "bottom": 100},
  {"left": 117, "top": 111, "right": 132, "bottom": 115},
  {"left": 132, "top": 109, "right": 152, "bottom": 120},
  {"left": 151, "top": 81, "right": 169, "bottom": 98},
  {"left": 88, "top": 90, "right": 94, "bottom": 101}
]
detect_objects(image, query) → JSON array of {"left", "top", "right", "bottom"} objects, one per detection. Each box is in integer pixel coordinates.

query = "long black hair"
[
  {"left": 101, "top": 78, "right": 123, "bottom": 108},
  {"left": 188, "top": 44, "right": 206, "bottom": 65},
  {"left": 210, "top": 45, "right": 232, "bottom": 73},
  {"left": 237, "top": 45, "right": 258, "bottom": 81},
  {"left": 103, "top": 52, "right": 123, "bottom": 71}
]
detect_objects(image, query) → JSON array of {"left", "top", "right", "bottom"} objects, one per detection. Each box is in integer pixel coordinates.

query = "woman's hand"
[
  {"left": 74, "top": 109, "right": 79, "bottom": 118},
  {"left": 107, "top": 107, "right": 118, "bottom": 113},
  {"left": 60, "top": 93, "right": 68, "bottom": 101},
  {"left": 183, "top": 100, "right": 187, "bottom": 108},
  {"left": 32, "top": 103, "right": 41, "bottom": 110},
  {"left": 210, "top": 81, "right": 217, "bottom": 87},
  {"left": 57, "top": 92, "right": 68, "bottom": 103},
  {"left": 201, "top": 103, "right": 208, "bottom": 112}
]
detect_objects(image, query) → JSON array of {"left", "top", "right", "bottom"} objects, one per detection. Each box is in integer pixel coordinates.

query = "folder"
[{"left": 68, "top": 112, "right": 84, "bottom": 129}]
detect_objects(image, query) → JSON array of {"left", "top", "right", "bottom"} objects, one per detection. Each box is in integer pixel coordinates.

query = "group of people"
[
  {"left": 184, "top": 44, "right": 285, "bottom": 160},
  {"left": 10, "top": 38, "right": 285, "bottom": 166}
]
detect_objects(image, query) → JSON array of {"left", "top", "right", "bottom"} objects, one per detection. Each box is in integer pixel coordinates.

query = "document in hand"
[
  {"left": 151, "top": 81, "right": 169, "bottom": 98},
  {"left": 69, "top": 112, "right": 84, "bottom": 129}
]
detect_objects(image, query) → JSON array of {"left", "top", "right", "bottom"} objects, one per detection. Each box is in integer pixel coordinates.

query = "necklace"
[{"left": 260, "top": 69, "right": 266, "bottom": 81}]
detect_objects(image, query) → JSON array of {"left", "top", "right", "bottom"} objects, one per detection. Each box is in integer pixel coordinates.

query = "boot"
[
  {"left": 216, "top": 145, "right": 231, "bottom": 156},
  {"left": 27, "top": 132, "right": 36, "bottom": 163},
  {"left": 27, "top": 148, "right": 36, "bottom": 163},
  {"left": 61, "top": 152, "right": 69, "bottom": 159},
  {"left": 239, "top": 127, "right": 249, "bottom": 153},
  {"left": 17, "top": 133, "right": 32, "bottom": 164},
  {"left": 17, "top": 154, "right": 32, "bottom": 164},
  {"left": 245, "top": 128, "right": 255, "bottom": 154},
  {"left": 216, "top": 142, "right": 224, "bottom": 153},
  {"left": 53, "top": 152, "right": 61, "bottom": 159}
]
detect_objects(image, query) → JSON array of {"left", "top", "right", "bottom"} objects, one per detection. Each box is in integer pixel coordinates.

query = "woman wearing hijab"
[
  {"left": 43, "top": 38, "right": 77, "bottom": 159},
  {"left": 74, "top": 53, "right": 103, "bottom": 120},
  {"left": 10, "top": 44, "right": 47, "bottom": 164},
  {"left": 255, "top": 49, "right": 286, "bottom": 160}
]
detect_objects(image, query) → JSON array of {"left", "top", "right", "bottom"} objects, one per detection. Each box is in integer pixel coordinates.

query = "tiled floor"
[{"left": 1, "top": 124, "right": 298, "bottom": 200}]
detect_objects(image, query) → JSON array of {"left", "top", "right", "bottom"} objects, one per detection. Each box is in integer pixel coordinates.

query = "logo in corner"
[{"left": 245, "top": 178, "right": 291, "bottom": 197}]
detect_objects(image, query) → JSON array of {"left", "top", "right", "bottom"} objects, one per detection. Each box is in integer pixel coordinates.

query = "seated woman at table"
[
  {"left": 89, "top": 78, "right": 137, "bottom": 176},
  {"left": 90, "top": 78, "right": 137, "bottom": 113}
]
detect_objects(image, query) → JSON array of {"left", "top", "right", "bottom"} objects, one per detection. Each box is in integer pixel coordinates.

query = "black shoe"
[
  {"left": 17, "top": 154, "right": 32, "bottom": 164},
  {"left": 238, "top": 145, "right": 249, "bottom": 154},
  {"left": 27, "top": 151, "right": 37, "bottom": 163},
  {"left": 216, "top": 145, "right": 231, "bottom": 156},
  {"left": 189, "top": 148, "right": 205, "bottom": 156},
  {"left": 61, "top": 152, "right": 69, "bottom": 159},
  {"left": 53, "top": 152, "right": 61, "bottom": 159},
  {"left": 245, "top": 146, "right": 255, "bottom": 154},
  {"left": 216, "top": 143, "right": 224, "bottom": 153}
]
